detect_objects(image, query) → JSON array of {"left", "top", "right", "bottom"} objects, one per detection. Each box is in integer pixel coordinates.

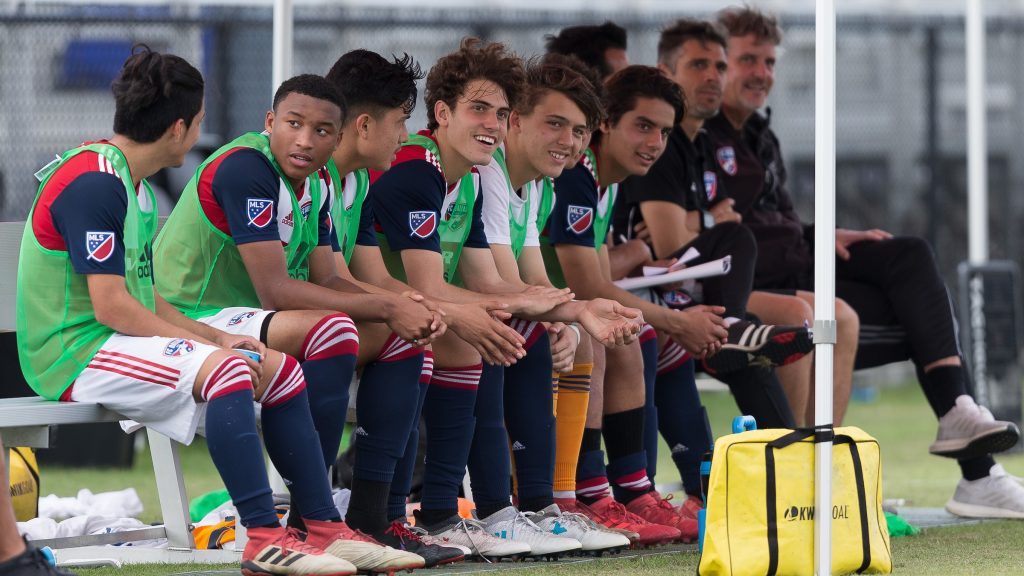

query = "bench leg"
[{"left": 147, "top": 429, "right": 195, "bottom": 550}]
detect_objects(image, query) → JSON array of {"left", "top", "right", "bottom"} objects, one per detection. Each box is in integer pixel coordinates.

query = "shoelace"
[
  {"left": 453, "top": 518, "right": 494, "bottom": 563},
  {"left": 601, "top": 499, "right": 649, "bottom": 526},
  {"left": 549, "top": 510, "right": 597, "bottom": 532},
  {"left": 385, "top": 522, "right": 424, "bottom": 547}
]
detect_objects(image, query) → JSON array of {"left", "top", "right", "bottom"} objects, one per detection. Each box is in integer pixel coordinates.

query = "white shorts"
[
  {"left": 196, "top": 307, "right": 275, "bottom": 340},
  {"left": 71, "top": 333, "right": 222, "bottom": 445}
]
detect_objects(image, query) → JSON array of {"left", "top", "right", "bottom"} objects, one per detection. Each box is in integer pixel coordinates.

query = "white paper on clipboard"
[{"left": 615, "top": 255, "right": 731, "bottom": 291}]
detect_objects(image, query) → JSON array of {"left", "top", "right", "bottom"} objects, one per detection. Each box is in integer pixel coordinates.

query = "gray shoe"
[
  {"left": 946, "top": 464, "right": 1024, "bottom": 519},
  {"left": 929, "top": 395, "right": 1020, "bottom": 459}
]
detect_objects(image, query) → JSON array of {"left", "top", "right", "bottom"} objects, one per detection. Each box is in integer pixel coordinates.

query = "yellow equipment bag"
[
  {"left": 8, "top": 447, "right": 40, "bottom": 521},
  {"left": 698, "top": 427, "right": 892, "bottom": 575}
]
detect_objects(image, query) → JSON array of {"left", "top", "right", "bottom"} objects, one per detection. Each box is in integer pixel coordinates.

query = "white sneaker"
[
  {"left": 531, "top": 505, "right": 631, "bottom": 555},
  {"left": 422, "top": 516, "right": 531, "bottom": 561},
  {"left": 930, "top": 395, "right": 1020, "bottom": 459},
  {"left": 946, "top": 464, "right": 1024, "bottom": 519},
  {"left": 479, "top": 506, "right": 581, "bottom": 558}
]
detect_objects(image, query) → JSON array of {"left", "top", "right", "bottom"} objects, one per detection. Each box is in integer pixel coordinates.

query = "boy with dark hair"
[
  {"left": 707, "top": 5, "right": 1024, "bottom": 518},
  {"left": 545, "top": 21, "right": 629, "bottom": 79},
  {"left": 370, "top": 38, "right": 641, "bottom": 558},
  {"left": 19, "top": 48, "right": 357, "bottom": 576},
  {"left": 154, "top": 73, "right": 432, "bottom": 572},
  {"left": 319, "top": 49, "right": 468, "bottom": 567}
]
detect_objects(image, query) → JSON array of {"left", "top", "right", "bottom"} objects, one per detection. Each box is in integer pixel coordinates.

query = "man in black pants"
[{"left": 704, "top": 6, "right": 1023, "bottom": 519}]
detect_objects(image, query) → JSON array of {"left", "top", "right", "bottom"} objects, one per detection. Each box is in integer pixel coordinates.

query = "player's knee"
[
  {"left": 259, "top": 353, "right": 306, "bottom": 407},
  {"left": 301, "top": 312, "right": 359, "bottom": 361},
  {"left": 200, "top": 354, "right": 254, "bottom": 402},
  {"left": 836, "top": 298, "right": 860, "bottom": 335}
]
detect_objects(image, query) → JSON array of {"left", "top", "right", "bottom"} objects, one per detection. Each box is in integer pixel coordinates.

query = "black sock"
[
  {"left": 580, "top": 427, "right": 602, "bottom": 453},
  {"left": 920, "top": 365, "right": 968, "bottom": 418},
  {"left": 959, "top": 456, "right": 996, "bottom": 481},
  {"left": 345, "top": 477, "right": 391, "bottom": 533},
  {"left": 602, "top": 408, "right": 645, "bottom": 460},
  {"left": 519, "top": 495, "right": 554, "bottom": 513},
  {"left": 417, "top": 507, "right": 457, "bottom": 529}
]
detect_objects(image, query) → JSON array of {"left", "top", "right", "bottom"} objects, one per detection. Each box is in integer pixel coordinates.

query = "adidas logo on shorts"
[{"left": 511, "top": 441, "right": 526, "bottom": 451}]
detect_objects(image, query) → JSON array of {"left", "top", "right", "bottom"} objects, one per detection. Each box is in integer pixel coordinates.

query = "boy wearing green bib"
[
  {"left": 16, "top": 49, "right": 359, "bottom": 576},
  {"left": 154, "top": 75, "right": 430, "bottom": 573}
]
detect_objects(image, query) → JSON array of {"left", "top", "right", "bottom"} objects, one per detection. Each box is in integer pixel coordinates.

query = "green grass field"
[{"left": 36, "top": 377, "right": 1024, "bottom": 575}]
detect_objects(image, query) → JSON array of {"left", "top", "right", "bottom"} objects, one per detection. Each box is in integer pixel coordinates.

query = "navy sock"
[
  {"left": 262, "top": 388, "right": 339, "bottom": 521},
  {"left": 205, "top": 390, "right": 277, "bottom": 528},
  {"left": 606, "top": 450, "right": 652, "bottom": 505},
  {"left": 389, "top": 381, "right": 429, "bottom": 522},
  {"left": 575, "top": 449, "right": 610, "bottom": 504},
  {"left": 420, "top": 364, "right": 482, "bottom": 519},
  {"left": 301, "top": 315, "right": 360, "bottom": 470},
  {"left": 353, "top": 346, "right": 422, "bottom": 482},
  {"left": 639, "top": 334, "right": 659, "bottom": 481},
  {"left": 347, "top": 344, "right": 423, "bottom": 531},
  {"left": 504, "top": 326, "right": 555, "bottom": 512},
  {"left": 655, "top": 358, "right": 710, "bottom": 496},
  {"left": 468, "top": 363, "right": 511, "bottom": 520}
]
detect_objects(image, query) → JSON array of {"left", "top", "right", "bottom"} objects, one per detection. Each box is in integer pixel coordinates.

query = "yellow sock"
[{"left": 553, "top": 362, "right": 592, "bottom": 497}]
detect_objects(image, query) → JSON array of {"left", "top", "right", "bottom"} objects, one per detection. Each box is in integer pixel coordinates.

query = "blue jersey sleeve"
[
  {"left": 212, "top": 148, "right": 282, "bottom": 245},
  {"left": 463, "top": 187, "right": 490, "bottom": 249},
  {"left": 50, "top": 172, "right": 128, "bottom": 276},
  {"left": 369, "top": 160, "right": 444, "bottom": 253},
  {"left": 549, "top": 163, "right": 598, "bottom": 248},
  {"left": 355, "top": 201, "right": 378, "bottom": 247}
]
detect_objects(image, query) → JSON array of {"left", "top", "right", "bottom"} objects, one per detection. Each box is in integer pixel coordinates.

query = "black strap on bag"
[{"left": 764, "top": 430, "right": 872, "bottom": 576}]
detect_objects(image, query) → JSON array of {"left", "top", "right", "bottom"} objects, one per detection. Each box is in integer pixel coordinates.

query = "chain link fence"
[{"left": 2, "top": 5, "right": 1023, "bottom": 289}]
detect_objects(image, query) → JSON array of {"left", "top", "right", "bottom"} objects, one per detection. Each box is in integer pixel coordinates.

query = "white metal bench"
[{"left": 0, "top": 221, "right": 238, "bottom": 564}]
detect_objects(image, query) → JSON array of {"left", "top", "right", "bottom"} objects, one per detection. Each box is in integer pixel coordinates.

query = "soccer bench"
[{"left": 0, "top": 220, "right": 238, "bottom": 565}]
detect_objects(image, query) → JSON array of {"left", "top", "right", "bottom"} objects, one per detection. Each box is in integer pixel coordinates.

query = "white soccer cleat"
[
  {"left": 420, "top": 515, "right": 531, "bottom": 561},
  {"left": 478, "top": 506, "right": 582, "bottom": 558},
  {"left": 946, "top": 464, "right": 1024, "bottom": 519},
  {"left": 531, "top": 504, "right": 631, "bottom": 555}
]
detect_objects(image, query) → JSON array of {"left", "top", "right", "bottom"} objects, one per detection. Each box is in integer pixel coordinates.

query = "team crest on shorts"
[
  {"left": 703, "top": 170, "right": 718, "bottom": 201},
  {"left": 163, "top": 338, "right": 196, "bottom": 357},
  {"left": 566, "top": 205, "right": 594, "bottom": 235},
  {"left": 227, "top": 311, "right": 258, "bottom": 326},
  {"left": 247, "top": 198, "right": 274, "bottom": 228},
  {"left": 716, "top": 147, "right": 737, "bottom": 176},
  {"left": 85, "top": 231, "right": 115, "bottom": 262},
  {"left": 409, "top": 211, "right": 437, "bottom": 238}
]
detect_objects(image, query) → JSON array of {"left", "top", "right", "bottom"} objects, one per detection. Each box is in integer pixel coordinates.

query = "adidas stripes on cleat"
[
  {"left": 703, "top": 320, "right": 812, "bottom": 375},
  {"left": 624, "top": 492, "right": 698, "bottom": 543},
  {"left": 241, "top": 526, "right": 357, "bottom": 576}
]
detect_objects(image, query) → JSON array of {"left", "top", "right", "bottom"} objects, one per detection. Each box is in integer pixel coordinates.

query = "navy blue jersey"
[
  {"left": 548, "top": 162, "right": 599, "bottom": 248},
  {"left": 370, "top": 137, "right": 488, "bottom": 254},
  {"left": 49, "top": 171, "right": 130, "bottom": 276},
  {"left": 199, "top": 148, "right": 332, "bottom": 248}
]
